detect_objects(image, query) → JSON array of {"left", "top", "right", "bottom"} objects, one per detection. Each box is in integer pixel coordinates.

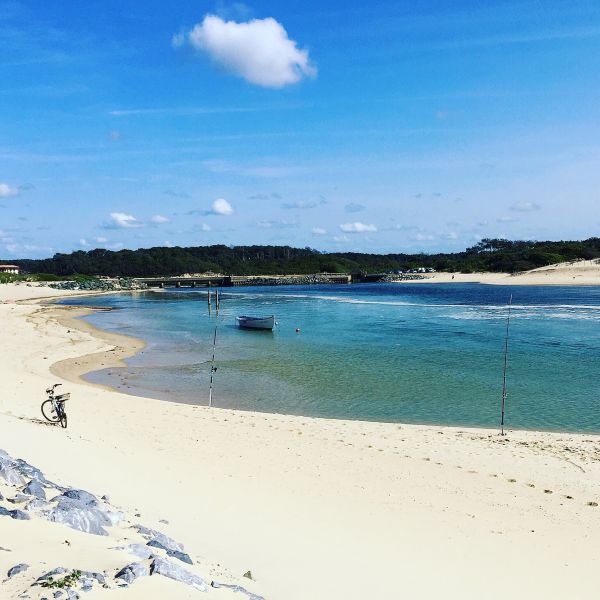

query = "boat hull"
[{"left": 236, "top": 315, "right": 275, "bottom": 330}]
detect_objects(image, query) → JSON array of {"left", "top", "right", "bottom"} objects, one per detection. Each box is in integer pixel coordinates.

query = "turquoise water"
[{"left": 62, "top": 283, "right": 600, "bottom": 432}]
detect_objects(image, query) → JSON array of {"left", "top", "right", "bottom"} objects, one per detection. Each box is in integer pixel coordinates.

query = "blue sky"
[{"left": 1, "top": 0, "right": 600, "bottom": 258}]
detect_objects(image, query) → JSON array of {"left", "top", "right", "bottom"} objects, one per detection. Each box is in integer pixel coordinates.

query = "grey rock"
[
  {"left": 23, "top": 479, "right": 46, "bottom": 500},
  {"left": 45, "top": 493, "right": 122, "bottom": 536},
  {"left": 61, "top": 489, "right": 97, "bottom": 505},
  {"left": 36, "top": 567, "right": 68, "bottom": 583},
  {"left": 150, "top": 557, "right": 208, "bottom": 592},
  {"left": 14, "top": 458, "right": 55, "bottom": 487},
  {"left": 7, "top": 563, "right": 29, "bottom": 578},
  {"left": 80, "top": 571, "right": 105, "bottom": 585},
  {"left": 25, "top": 497, "right": 49, "bottom": 512},
  {"left": 211, "top": 581, "right": 266, "bottom": 600},
  {"left": 0, "top": 506, "right": 30, "bottom": 520},
  {"left": 0, "top": 462, "right": 25, "bottom": 487},
  {"left": 67, "top": 590, "right": 79, "bottom": 600},
  {"left": 134, "top": 526, "right": 184, "bottom": 552},
  {"left": 167, "top": 550, "right": 193, "bottom": 565},
  {"left": 9, "top": 493, "right": 31, "bottom": 504},
  {"left": 53, "top": 592, "right": 64, "bottom": 599},
  {"left": 115, "top": 562, "right": 150, "bottom": 584},
  {"left": 80, "top": 583, "right": 93, "bottom": 592}
]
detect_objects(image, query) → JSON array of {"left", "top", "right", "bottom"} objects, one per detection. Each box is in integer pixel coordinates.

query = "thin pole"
[
  {"left": 500, "top": 294, "right": 513, "bottom": 436},
  {"left": 208, "top": 321, "right": 218, "bottom": 407}
]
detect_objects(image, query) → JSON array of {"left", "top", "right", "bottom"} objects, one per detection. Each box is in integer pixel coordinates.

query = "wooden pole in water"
[
  {"left": 215, "top": 289, "right": 220, "bottom": 315},
  {"left": 208, "top": 321, "right": 218, "bottom": 407},
  {"left": 500, "top": 294, "right": 513, "bottom": 436}
]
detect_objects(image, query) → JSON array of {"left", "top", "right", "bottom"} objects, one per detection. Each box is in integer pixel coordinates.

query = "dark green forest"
[{"left": 3, "top": 238, "right": 600, "bottom": 277}]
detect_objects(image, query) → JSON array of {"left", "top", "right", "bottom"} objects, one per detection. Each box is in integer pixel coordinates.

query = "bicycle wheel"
[
  {"left": 41, "top": 400, "right": 59, "bottom": 423},
  {"left": 57, "top": 403, "right": 68, "bottom": 429}
]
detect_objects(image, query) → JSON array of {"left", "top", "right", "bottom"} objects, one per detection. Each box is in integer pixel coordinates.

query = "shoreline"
[
  {"left": 46, "top": 286, "right": 600, "bottom": 436},
  {"left": 2, "top": 283, "right": 600, "bottom": 599}
]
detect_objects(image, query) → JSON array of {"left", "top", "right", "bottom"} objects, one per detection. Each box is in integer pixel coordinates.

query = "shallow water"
[{"left": 61, "top": 283, "right": 600, "bottom": 432}]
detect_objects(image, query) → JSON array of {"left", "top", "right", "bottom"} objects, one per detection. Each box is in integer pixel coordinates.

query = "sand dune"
[
  {"left": 406, "top": 259, "right": 600, "bottom": 286},
  {"left": 1, "top": 282, "right": 600, "bottom": 599}
]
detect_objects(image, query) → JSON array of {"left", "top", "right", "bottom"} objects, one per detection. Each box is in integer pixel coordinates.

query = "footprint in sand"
[
  {"left": 544, "top": 489, "right": 553, "bottom": 494},
  {"left": 587, "top": 501, "right": 598, "bottom": 507},
  {"left": 508, "top": 478, "right": 517, "bottom": 483}
]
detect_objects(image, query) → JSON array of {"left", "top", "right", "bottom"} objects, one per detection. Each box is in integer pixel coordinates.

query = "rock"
[
  {"left": 167, "top": 550, "right": 193, "bottom": 565},
  {"left": 150, "top": 557, "right": 208, "bottom": 592},
  {"left": 8, "top": 493, "right": 31, "bottom": 504},
  {"left": 134, "top": 526, "right": 184, "bottom": 552},
  {"left": 0, "top": 462, "right": 25, "bottom": 487},
  {"left": 80, "top": 571, "right": 106, "bottom": 585},
  {"left": 35, "top": 567, "right": 68, "bottom": 583},
  {"left": 45, "top": 492, "right": 123, "bottom": 536},
  {"left": 61, "top": 489, "right": 98, "bottom": 505},
  {"left": 7, "top": 563, "right": 29, "bottom": 578},
  {"left": 0, "top": 506, "right": 30, "bottom": 520},
  {"left": 53, "top": 592, "right": 64, "bottom": 599},
  {"left": 25, "top": 498, "right": 49, "bottom": 512},
  {"left": 211, "top": 581, "right": 266, "bottom": 600},
  {"left": 23, "top": 479, "right": 46, "bottom": 500},
  {"left": 115, "top": 562, "right": 150, "bottom": 584},
  {"left": 67, "top": 590, "right": 79, "bottom": 600}
]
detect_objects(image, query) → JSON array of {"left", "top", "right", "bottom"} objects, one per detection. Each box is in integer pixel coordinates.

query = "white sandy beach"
[
  {"left": 406, "top": 259, "right": 600, "bottom": 286},
  {"left": 1, "top": 282, "right": 600, "bottom": 599}
]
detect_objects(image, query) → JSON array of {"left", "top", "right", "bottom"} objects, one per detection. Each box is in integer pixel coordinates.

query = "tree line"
[{"left": 3, "top": 238, "right": 600, "bottom": 278}]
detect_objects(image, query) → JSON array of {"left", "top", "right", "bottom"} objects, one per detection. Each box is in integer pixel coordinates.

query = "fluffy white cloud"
[
  {"left": 151, "top": 214, "right": 170, "bottom": 224},
  {"left": 79, "top": 238, "right": 90, "bottom": 247},
  {"left": 94, "top": 236, "right": 108, "bottom": 243},
  {"left": 108, "top": 212, "right": 142, "bottom": 228},
  {"left": 311, "top": 227, "right": 327, "bottom": 235},
  {"left": 176, "top": 14, "right": 316, "bottom": 88},
  {"left": 200, "top": 223, "right": 212, "bottom": 231},
  {"left": 339, "top": 222, "right": 377, "bottom": 233},
  {"left": 510, "top": 201, "right": 541, "bottom": 212},
  {"left": 211, "top": 198, "right": 234, "bottom": 215},
  {"left": 0, "top": 183, "right": 19, "bottom": 198}
]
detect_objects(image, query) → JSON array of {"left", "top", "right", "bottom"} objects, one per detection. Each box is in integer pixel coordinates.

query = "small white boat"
[{"left": 236, "top": 315, "right": 275, "bottom": 330}]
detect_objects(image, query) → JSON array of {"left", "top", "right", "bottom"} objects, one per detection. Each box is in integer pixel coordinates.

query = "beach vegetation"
[{"left": 4, "top": 237, "right": 600, "bottom": 277}]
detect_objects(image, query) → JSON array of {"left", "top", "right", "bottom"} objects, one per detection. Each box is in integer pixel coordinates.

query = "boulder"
[
  {"left": 0, "top": 506, "right": 30, "bottom": 520},
  {"left": 115, "top": 562, "right": 150, "bottom": 584},
  {"left": 45, "top": 491, "right": 123, "bottom": 536},
  {"left": 150, "top": 557, "right": 208, "bottom": 592},
  {"left": 134, "top": 526, "right": 184, "bottom": 552},
  {"left": 7, "top": 563, "right": 29, "bottom": 578},
  {"left": 23, "top": 478, "right": 46, "bottom": 500}
]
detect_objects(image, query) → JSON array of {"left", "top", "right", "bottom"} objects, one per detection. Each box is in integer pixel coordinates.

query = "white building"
[{"left": 0, "top": 264, "right": 20, "bottom": 274}]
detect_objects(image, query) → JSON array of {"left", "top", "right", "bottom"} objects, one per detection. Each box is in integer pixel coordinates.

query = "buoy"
[{"left": 295, "top": 328, "right": 300, "bottom": 333}]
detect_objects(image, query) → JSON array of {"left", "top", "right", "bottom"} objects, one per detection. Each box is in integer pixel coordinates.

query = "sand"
[
  {"left": 402, "top": 259, "right": 600, "bottom": 286},
  {"left": 1, "top": 281, "right": 600, "bottom": 599}
]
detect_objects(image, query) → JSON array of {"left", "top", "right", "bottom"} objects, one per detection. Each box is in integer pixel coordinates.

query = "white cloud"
[
  {"left": 79, "top": 238, "right": 90, "bottom": 247},
  {"left": 497, "top": 215, "right": 518, "bottom": 223},
  {"left": 339, "top": 222, "right": 377, "bottom": 233},
  {"left": 333, "top": 235, "right": 350, "bottom": 243},
  {"left": 414, "top": 233, "right": 435, "bottom": 241},
  {"left": 200, "top": 223, "right": 212, "bottom": 231},
  {"left": 510, "top": 201, "right": 541, "bottom": 212},
  {"left": 176, "top": 14, "right": 316, "bottom": 88},
  {"left": 0, "top": 183, "right": 19, "bottom": 198},
  {"left": 256, "top": 219, "right": 297, "bottom": 229},
  {"left": 107, "top": 212, "right": 142, "bottom": 228},
  {"left": 151, "top": 214, "right": 170, "bottom": 224},
  {"left": 94, "top": 236, "right": 108, "bottom": 243},
  {"left": 211, "top": 198, "right": 234, "bottom": 215},
  {"left": 311, "top": 227, "right": 327, "bottom": 235}
]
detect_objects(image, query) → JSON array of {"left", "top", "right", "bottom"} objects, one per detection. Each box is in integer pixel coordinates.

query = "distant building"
[{"left": 0, "top": 264, "right": 20, "bottom": 274}]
